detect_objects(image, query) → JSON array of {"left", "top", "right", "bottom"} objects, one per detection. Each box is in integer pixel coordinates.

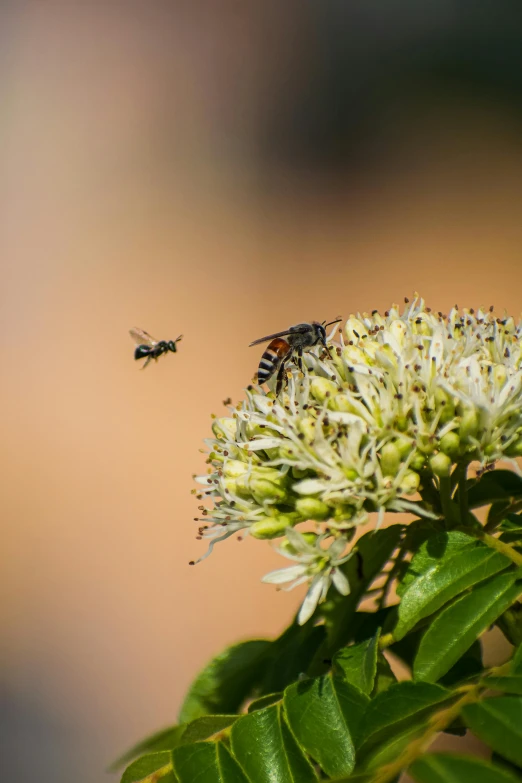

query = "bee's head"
[
  {"left": 312, "top": 321, "right": 327, "bottom": 346},
  {"left": 167, "top": 340, "right": 178, "bottom": 352}
]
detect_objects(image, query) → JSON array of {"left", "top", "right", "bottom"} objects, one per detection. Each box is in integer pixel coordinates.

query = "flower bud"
[
  {"left": 279, "top": 532, "right": 318, "bottom": 554},
  {"left": 506, "top": 438, "right": 522, "bottom": 457},
  {"left": 380, "top": 442, "right": 401, "bottom": 477},
  {"left": 401, "top": 470, "right": 420, "bottom": 495},
  {"left": 460, "top": 409, "right": 478, "bottom": 443},
  {"left": 310, "top": 377, "right": 338, "bottom": 403},
  {"left": 435, "top": 388, "right": 456, "bottom": 424},
  {"left": 439, "top": 432, "right": 460, "bottom": 459},
  {"left": 345, "top": 317, "right": 368, "bottom": 343},
  {"left": 395, "top": 437, "right": 414, "bottom": 459},
  {"left": 295, "top": 497, "right": 331, "bottom": 521},
  {"left": 298, "top": 417, "right": 317, "bottom": 443},
  {"left": 429, "top": 452, "right": 452, "bottom": 477},
  {"left": 250, "top": 515, "right": 296, "bottom": 539},
  {"left": 410, "top": 451, "right": 426, "bottom": 471},
  {"left": 223, "top": 459, "right": 249, "bottom": 478},
  {"left": 212, "top": 417, "right": 237, "bottom": 441}
]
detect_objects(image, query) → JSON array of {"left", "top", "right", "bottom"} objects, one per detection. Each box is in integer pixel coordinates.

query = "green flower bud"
[
  {"left": 345, "top": 317, "right": 368, "bottom": 343},
  {"left": 310, "top": 377, "right": 338, "bottom": 403},
  {"left": 223, "top": 459, "right": 248, "bottom": 478},
  {"left": 212, "top": 417, "right": 237, "bottom": 441},
  {"left": 232, "top": 476, "right": 254, "bottom": 498},
  {"left": 401, "top": 470, "right": 421, "bottom": 495},
  {"left": 295, "top": 497, "right": 331, "bottom": 521},
  {"left": 435, "top": 388, "right": 456, "bottom": 424},
  {"left": 279, "top": 532, "right": 318, "bottom": 554},
  {"left": 298, "top": 416, "right": 317, "bottom": 443},
  {"left": 333, "top": 504, "right": 356, "bottom": 522},
  {"left": 250, "top": 474, "right": 288, "bottom": 504},
  {"left": 439, "top": 432, "right": 460, "bottom": 459},
  {"left": 460, "top": 409, "right": 478, "bottom": 443},
  {"left": 250, "top": 515, "right": 296, "bottom": 539},
  {"left": 380, "top": 442, "right": 401, "bottom": 477},
  {"left": 410, "top": 451, "right": 426, "bottom": 471},
  {"left": 395, "top": 437, "right": 414, "bottom": 459},
  {"left": 429, "top": 452, "right": 452, "bottom": 477},
  {"left": 506, "top": 438, "right": 522, "bottom": 457}
]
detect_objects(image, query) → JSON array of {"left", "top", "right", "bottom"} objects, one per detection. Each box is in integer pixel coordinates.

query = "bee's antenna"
[{"left": 323, "top": 316, "right": 342, "bottom": 328}]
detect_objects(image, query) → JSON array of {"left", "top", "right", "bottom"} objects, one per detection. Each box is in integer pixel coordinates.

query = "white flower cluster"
[{"left": 194, "top": 297, "right": 522, "bottom": 622}]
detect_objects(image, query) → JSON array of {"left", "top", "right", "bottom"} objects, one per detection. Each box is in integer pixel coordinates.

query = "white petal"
[
  {"left": 293, "top": 479, "right": 327, "bottom": 495},
  {"left": 331, "top": 568, "right": 350, "bottom": 595},
  {"left": 328, "top": 537, "right": 348, "bottom": 561},
  {"left": 244, "top": 438, "right": 284, "bottom": 451},
  {"left": 261, "top": 565, "right": 307, "bottom": 585},
  {"left": 297, "top": 576, "right": 325, "bottom": 625},
  {"left": 283, "top": 526, "right": 318, "bottom": 554}
]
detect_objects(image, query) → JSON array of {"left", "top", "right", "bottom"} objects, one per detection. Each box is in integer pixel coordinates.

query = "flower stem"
[
  {"left": 439, "top": 476, "right": 455, "bottom": 527},
  {"left": 370, "top": 683, "right": 481, "bottom": 783},
  {"left": 456, "top": 463, "right": 469, "bottom": 525}
]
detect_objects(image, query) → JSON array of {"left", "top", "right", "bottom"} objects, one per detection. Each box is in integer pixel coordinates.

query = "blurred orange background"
[{"left": 2, "top": 3, "right": 522, "bottom": 781}]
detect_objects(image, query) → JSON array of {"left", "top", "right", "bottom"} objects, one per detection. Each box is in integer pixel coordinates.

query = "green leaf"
[
  {"left": 230, "top": 704, "right": 317, "bottom": 782},
  {"left": 121, "top": 752, "right": 177, "bottom": 783},
  {"left": 261, "top": 623, "right": 327, "bottom": 694},
  {"left": 500, "top": 514, "right": 522, "bottom": 543},
  {"left": 173, "top": 742, "right": 247, "bottom": 783},
  {"left": 468, "top": 470, "right": 522, "bottom": 509},
  {"left": 178, "top": 640, "right": 270, "bottom": 723},
  {"left": 439, "top": 639, "right": 483, "bottom": 687},
  {"left": 485, "top": 677, "right": 522, "bottom": 695},
  {"left": 513, "top": 640, "right": 522, "bottom": 674},
  {"left": 332, "top": 631, "right": 379, "bottom": 695},
  {"left": 247, "top": 693, "right": 282, "bottom": 712},
  {"left": 322, "top": 525, "right": 403, "bottom": 651},
  {"left": 372, "top": 651, "right": 398, "bottom": 694},
  {"left": 409, "top": 753, "right": 521, "bottom": 783},
  {"left": 111, "top": 727, "right": 185, "bottom": 772},
  {"left": 462, "top": 696, "right": 522, "bottom": 767},
  {"left": 414, "top": 570, "right": 522, "bottom": 682},
  {"left": 395, "top": 542, "right": 511, "bottom": 640},
  {"left": 397, "top": 530, "right": 474, "bottom": 597},
  {"left": 284, "top": 674, "right": 369, "bottom": 777},
  {"left": 179, "top": 715, "right": 237, "bottom": 744},
  {"left": 356, "top": 681, "right": 452, "bottom": 769}
]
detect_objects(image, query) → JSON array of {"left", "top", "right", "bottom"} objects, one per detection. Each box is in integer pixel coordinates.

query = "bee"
[
  {"left": 130, "top": 327, "right": 183, "bottom": 369},
  {"left": 249, "top": 318, "right": 342, "bottom": 395}
]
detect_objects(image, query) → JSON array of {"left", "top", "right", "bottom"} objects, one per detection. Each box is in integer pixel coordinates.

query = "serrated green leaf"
[
  {"left": 468, "top": 470, "right": 522, "bottom": 509},
  {"left": 173, "top": 742, "right": 247, "bottom": 783},
  {"left": 322, "top": 526, "right": 403, "bottom": 651},
  {"left": 179, "top": 640, "right": 270, "bottom": 723},
  {"left": 121, "top": 751, "right": 177, "bottom": 783},
  {"left": 414, "top": 571, "right": 522, "bottom": 682},
  {"left": 395, "top": 542, "right": 510, "bottom": 640},
  {"left": 111, "top": 727, "right": 185, "bottom": 772},
  {"left": 485, "top": 676, "right": 522, "bottom": 695},
  {"left": 284, "top": 673, "right": 369, "bottom": 777},
  {"left": 409, "top": 752, "right": 521, "bottom": 783},
  {"left": 332, "top": 632, "right": 379, "bottom": 695},
  {"left": 356, "top": 681, "right": 452, "bottom": 768},
  {"left": 463, "top": 696, "right": 522, "bottom": 767},
  {"left": 230, "top": 703, "right": 317, "bottom": 782},
  {"left": 397, "top": 530, "right": 475, "bottom": 597}
]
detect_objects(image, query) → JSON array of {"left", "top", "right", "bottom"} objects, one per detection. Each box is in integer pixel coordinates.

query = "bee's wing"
[
  {"left": 249, "top": 324, "right": 310, "bottom": 347},
  {"left": 129, "top": 327, "right": 157, "bottom": 347}
]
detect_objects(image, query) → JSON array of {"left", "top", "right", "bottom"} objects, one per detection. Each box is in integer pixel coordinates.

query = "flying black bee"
[
  {"left": 130, "top": 328, "right": 183, "bottom": 369},
  {"left": 249, "top": 318, "right": 342, "bottom": 395}
]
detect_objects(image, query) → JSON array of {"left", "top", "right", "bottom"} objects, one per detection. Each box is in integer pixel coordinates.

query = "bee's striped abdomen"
[{"left": 257, "top": 338, "right": 290, "bottom": 384}]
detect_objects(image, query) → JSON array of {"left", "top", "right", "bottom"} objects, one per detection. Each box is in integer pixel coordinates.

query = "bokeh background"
[{"left": 2, "top": 2, "right": 522, "bottom": 781}]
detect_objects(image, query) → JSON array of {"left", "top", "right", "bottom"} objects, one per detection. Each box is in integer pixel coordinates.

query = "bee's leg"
[
  {"left": 296, "top": 347, "right": 304, "bottom": 372},
  {"left": 141, "top": 355, "right": 152, "bottom": 369},
  {"left": 275, "top": 360, "right": 287, "bottom": 397},
  {"left": 322, "top": 341, "right": 333, "bottom": 360}
]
